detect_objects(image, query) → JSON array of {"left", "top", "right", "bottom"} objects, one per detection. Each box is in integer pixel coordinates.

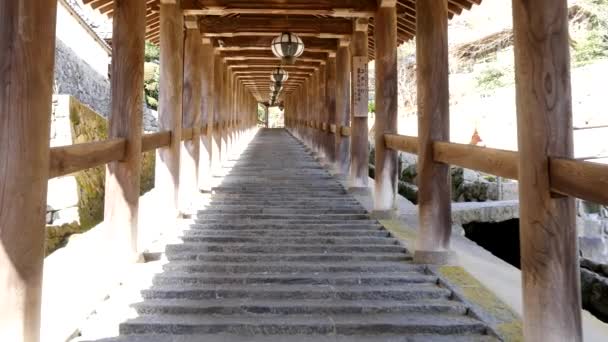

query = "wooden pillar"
[
  {"left": 156, "top": 0, "right": 184, "bottom": 221},
  {"left": 373, "top": 4, "right": 398, "bottom": 214},
  {"left": 349, "top": 18, "right": 370, "bottom": 190},
  {"left": 211, "top": 51, "right": 222, "bottom": 174},
  {"left": 335, "top": 39, "right": 351, "bottom": 176},
  {"left": 199, "top": 38, "right": 214, "bottom": 192},
  {"left": 512, "top": 0, "right": 582, "bottom": 340},
  {"left": 318, "top": 65, "right": 327, "bottom": 158},
  {"left": 179, "top": 21, "right": 202, "bottom": 212},
  {"left": 326, "top": 53, "right": 337, "bottom": 164},
  {"left": 414, "top": 0, "right": 452, "bottom": 264},
  {"left": 221, "top": 64, "right": 229, "bottom": 162},
  {"left": 265, "top": 105, "right": 269, "bottom": 128},
  {"left": 104, "top": 0, "right": 146, "bottom": 258},
  {"left": 0, "top": 2, "right": 57, "bottom": 341}
]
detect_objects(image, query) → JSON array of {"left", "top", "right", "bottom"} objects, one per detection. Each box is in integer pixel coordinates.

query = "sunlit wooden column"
[
  {"left": 211, "top": 51, "right": 223, "bottom": 174},
  {"left": 199, "top": 38, "right": 214, "bottom": 192},
  {"left": 0, "top": 2, "right": 57, "bottom": 341},
  {"left": 221, "top": 64, "right": 229, "bottom": 162},
  {"left": 156, "top": 0, "right": 184, "bottom": 221},
  {"left": 326, "top": 53, "right": 337, "bottom": 165},
  {"left": 178, "top": 19, "right": 202, "bottom": 212},
  {"left": 104, "top": 0, "right": 146, "bottom": 258},
  {"left": 373, "top": 2, "right": 398, "bottom": 215},
  {"left": 349, "top": 18, "right": 370, "bottom": 191},
  {"left": 318, "top": 65, "right": 327, "bottom": 158},
  {"left": 335, "top": 39, "right": 352, "bottom": 176},
  {"left": 512, "top": 0, "right": 582, "bottom": 340},
  {"left": 414, "top": 0, "right": 453, "bottom": 264}
]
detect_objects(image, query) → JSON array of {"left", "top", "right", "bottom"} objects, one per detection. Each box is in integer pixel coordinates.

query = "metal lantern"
[
  {"left": 270, "top": 68, "right": 288, "bottom": 83},
  {"left": 271, "top": 32, "right": 304, "bottom": 64},
  {"left": 269, "top": 82, "right": 283, "bottom": 92}
]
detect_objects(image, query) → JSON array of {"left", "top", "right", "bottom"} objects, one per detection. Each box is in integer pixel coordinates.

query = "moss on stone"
[
  {"left": 46, "top": 96, "right": 157, "bottom": 254},
  {"left": 438, "top": 266, "right": 523, "bottom": 341}
]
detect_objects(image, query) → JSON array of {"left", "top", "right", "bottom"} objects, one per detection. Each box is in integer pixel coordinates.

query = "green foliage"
[
  {"left": 368, "top": 101, "right": 375, "bottom": 113},
  {"left": 257, "top": 104, "right": 266, "bottom": 123},
  {"left": 144, "top": 60, "right": 160, "bottom": 110},
  {"left": 145, "top": 41, "right": 160, "bottom": 62},
  {"left": 573, "top": 30, "right": 608, "bottom": 66},
  {"left": 475, "top": 67, "right": 507, "bottom": 92},
  {"left": 144, "top": 42, "right": 160, "bottom": 109}
]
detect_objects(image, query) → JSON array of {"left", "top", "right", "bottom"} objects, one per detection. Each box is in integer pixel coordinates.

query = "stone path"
[{"left": 96, "top": 129, "right": 499, "bottom": 341}]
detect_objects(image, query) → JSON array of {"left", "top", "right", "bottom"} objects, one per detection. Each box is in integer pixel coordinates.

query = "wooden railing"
[
  {"left": 48, "top": 123, "right": 212, "bottom": 180},
  {"left": 383, "top": 133, "right": 608, "bottom": 206},
  {"left": 296, "top": 120, "right": 351, "bottom": 137}
]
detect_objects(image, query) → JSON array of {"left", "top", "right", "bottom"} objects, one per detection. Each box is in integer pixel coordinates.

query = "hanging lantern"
[
  {"left": 271, "top": 32, "right": 304, "bottom": 64},
  {"left": 269, "top": 82, "right": 283, "bottom": 92},
  {"left": 270, "top": 68, "right": 288, "bottom": 83},
  {"left": 279, "top": 103, "right": 285, "bottom": 111}
]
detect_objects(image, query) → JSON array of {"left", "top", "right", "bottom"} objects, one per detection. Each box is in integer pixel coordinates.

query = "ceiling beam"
[
  {"left": 182, "top": 0, "right": 377, "bottom": 17},
  {"left": 199, "top": 16, "right": 353, "bottom": 38}
]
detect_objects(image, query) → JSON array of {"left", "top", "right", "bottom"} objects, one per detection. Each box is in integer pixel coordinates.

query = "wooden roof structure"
[{"left": 83, "top": 0, "right": 481, "bottom": 102}]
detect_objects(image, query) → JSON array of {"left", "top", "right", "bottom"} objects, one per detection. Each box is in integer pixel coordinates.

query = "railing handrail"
[
  {"left": 382, "top": 133, "right": 608, "bottom": 206},
  {"left": 48, "top": 122, "right": 221, "bottom": 179}
]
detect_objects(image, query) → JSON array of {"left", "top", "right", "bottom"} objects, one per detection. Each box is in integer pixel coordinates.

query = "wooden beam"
[
  {"left": 50, "top": 139, "right": 127, "bottom": 179},
  {"left": 414, "top": 0, "right": 452, "bottom": 264},
  {"left": 0, "top": 1, "right": 57, "bottom": 341},
  {"left": 142, "top": 131, "right": 172, "bottom": 152},
  {"left": 335, "top": 39, "right": 351, "bottom": 175},
  {"left": 433, "top": 141, "right": 518, "bottom": 180},
  {"left": 199, "top": 39, "right": 215, "bottom": 191},
  {"left": 104, "top": 0, "right": 146, "bottom": 259},
  {"left": 199, "top": 16, "right": 353, "bottom": 38},
  {"left": 211, "top": 52, "right": 223, "bottom": 173},
  {"left": 179, "top": 27, "right": 203, "bottom": 212},
  {"left": 183, "top": 0, "right": 378, "bottom": 17},
  {"left": 349, "top": 18, "right": 370, "bottom": 190},
  {"left": 373, "top": 6, "right": 398, "bottom": 214},
  {"left": 156, "top": 0, "right": 184, "bottom": 222},
  {"left": 326, "top": 55, "right": 338, "bottom": 163},
  {"left": 513, "top": 0, "right": 582, "bottom": 339}
]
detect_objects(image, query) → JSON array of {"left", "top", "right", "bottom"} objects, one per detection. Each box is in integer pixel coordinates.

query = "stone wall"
[
  {"left": 54, "top": 0, "right": 159, "bottom": 132},
  {"left": 46, "top": 96, "right": 156, "bottom": 256}
]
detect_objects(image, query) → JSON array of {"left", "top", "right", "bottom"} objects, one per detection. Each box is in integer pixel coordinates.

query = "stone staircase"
[{"left": 97, "top": 129, "right": 500, "bottom": 341}]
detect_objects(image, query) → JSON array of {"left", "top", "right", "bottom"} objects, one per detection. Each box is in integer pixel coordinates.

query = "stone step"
[
  {"left": 194, "top": 214, "right": 372, "bottom": 221},
  {"left": 199, "top": 208, "right": 368, "bottom": 215},
  {"left": 162, "top": 261, "right": 421, "bottom": 274},
  {"left": 186, "top": 222, "right": 383, "bottom": 230},
  {"left": 165, "top": 252, "right": 410, "bottom": 263},
  {"left": 132, "top": 298, "right": 466, "bottom": 316},
  {"left": 165, "top": 243, "right": 406, "bottom": 254},
  {"left": 152, "top": 271, "right": 435, "bottom": 286},
  {"left": 181, "top": 229, "right": 390, "bottom": 237},
  {"left": 141, "top": 284, "right": 452, "bottom": 301},
  {"left": 119, "top": 313, "right": 488, "bottom": 336},
  {"left": 94, "top": 333, "right": 500, "bottom": 342},
  {"left": 178, "top": 236, "right": 398, "bottom": 245}
]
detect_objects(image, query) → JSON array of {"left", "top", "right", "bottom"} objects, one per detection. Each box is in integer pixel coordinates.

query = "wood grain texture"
[
  {"left": 155, "top": 0, "right": 184, "bottom": 221},
  {"left": 349, "top": 19, "right": 370, "bottom": 189},
  {"left": 550, "top": 158, "right": 608, "bottom": 206},
  {"left": 415, "top": 0, "right": 451, "bottom": 256},
  {"left": 335, "top": 43, "right": 351, "bottom": 175},
  {"left": 326, "top": 56, "right": 337, "bottom": 163},
  {"left": 384, "top": 134, "right": 418, "bottom": 155},
  {"left": 211, "top": 53, "right": 223, "bottom": 174},
  {"left": 0, "top": 1, "right": 58, "bottom": 340},
  {"left": 434, "top": 141, "right": 517, "bottom": 180},
  {"left": 373, "top": 6, "right": 398, "bottom": 212},
  {"left": 179, "top": 27, "right": 202, "bottom": 210},
  {"left": 512, "top": 0, "right": 582, "bottom": 340},
  {"left": 50, "top": 139, "right": 127, "bottom": 179},
  {"left": 104, "top": 0, "right": 146, "bottom": 257},
  {"left": 142, "top": 132, "right": 172, "bottom": 152}
]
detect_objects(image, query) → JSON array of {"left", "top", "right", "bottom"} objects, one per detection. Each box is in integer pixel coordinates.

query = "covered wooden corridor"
[{"left": 1, "top": 0, "right": 607, "bottom": 341}]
